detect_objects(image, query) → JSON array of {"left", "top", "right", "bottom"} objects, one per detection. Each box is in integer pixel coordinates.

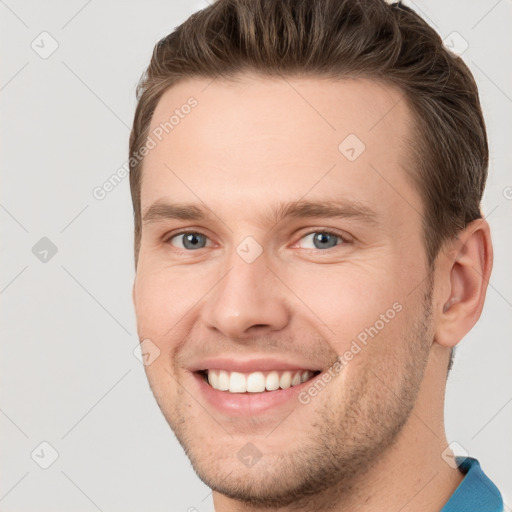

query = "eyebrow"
[{"left": 142, "top": 198, "right": 380, "bottom": 227}]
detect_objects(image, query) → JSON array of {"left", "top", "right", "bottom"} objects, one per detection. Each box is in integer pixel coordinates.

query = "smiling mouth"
[{"left": 197, "top": 369, "right": 322, "bottom": 393}]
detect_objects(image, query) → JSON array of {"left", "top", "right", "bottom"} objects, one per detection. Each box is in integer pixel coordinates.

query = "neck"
[{"left": 213, "top": 344, "right": 463, "bottom": 512}]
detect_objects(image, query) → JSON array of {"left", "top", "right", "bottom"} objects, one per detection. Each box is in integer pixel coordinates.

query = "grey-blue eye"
[
  {"left": 170, "top": 232, "right": 208, "bottom": 250},
  {"left": 298, "top": 232, "right": 342, "bottom": 250}
]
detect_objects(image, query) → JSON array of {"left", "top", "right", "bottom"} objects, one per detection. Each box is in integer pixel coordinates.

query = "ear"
[
  {"left": 132, "top": 281, "right": 136, "bottom": 307},
  {"left": 434, "top": 218, "right": 493, "bottom": 348}
]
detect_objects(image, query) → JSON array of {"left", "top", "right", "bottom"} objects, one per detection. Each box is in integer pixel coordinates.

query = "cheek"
[
  {"left": 133, "top": 262, "right": 203, "bottom": 344},
  {"left": 286, "top": 263, "right": 404, "bottom": 345}
]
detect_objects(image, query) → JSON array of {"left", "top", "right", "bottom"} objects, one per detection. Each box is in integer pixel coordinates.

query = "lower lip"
[{"left": 191, "top": 372, "right": 319, "bottom": 416}]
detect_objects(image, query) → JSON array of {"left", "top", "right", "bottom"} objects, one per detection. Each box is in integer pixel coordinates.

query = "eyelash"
[{"left": 163, "top": 229, "right": 351, "bottom": 251}]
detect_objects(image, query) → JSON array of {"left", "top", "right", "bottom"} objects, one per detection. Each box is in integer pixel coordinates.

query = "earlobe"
[{"left": 434, "top": 219, "right": 493, "bottom": 348}]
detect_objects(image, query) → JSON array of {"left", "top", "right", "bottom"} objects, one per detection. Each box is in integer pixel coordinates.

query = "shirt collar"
[{"left": 441, "top": 456, "right": 503, "bottom": 511}]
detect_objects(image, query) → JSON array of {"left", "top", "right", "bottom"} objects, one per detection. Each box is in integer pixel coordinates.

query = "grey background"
[{"left": 1, "top": 1, "right": 511, "bottom": 511}]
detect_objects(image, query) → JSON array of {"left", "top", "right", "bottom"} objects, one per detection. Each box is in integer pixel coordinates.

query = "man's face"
[{"left": 133, "top": 75, "right": 435, "bottom": 506}]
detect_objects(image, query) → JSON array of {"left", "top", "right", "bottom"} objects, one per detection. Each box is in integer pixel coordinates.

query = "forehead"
[{"left": 141, "top": 74, "right": 421, "bottom": 227}]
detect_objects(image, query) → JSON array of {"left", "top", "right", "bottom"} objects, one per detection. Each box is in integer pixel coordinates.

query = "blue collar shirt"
[{"left": 441, "top": 457, "right": 504, "bottom": 512}]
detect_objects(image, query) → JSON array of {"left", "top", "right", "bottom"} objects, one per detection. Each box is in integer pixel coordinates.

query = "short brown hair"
[{"left": 129, "top": 0, "right": 488, "bottom": 270}]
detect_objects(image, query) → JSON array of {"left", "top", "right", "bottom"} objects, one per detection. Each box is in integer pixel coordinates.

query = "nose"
[{"left": 201, "top": 250, "right": 291, "bottom": 339}]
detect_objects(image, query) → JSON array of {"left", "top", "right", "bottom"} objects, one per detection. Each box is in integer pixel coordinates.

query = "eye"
[
  {"left": 297, "top": 231, "right": 346, "bottom": 250},
  {"left": 167, "top": 231, "right": 211, "bottom": 250}
]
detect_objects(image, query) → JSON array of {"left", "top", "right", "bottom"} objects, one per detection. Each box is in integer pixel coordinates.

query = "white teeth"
[
  {"left": 279, "top": 371, "right": 292, "bottom": 389},
  {"left": 208, "top": 370, "right": 219, "bottom": 389},
  {"left": 265, "top": 371, "right": 280, "bottom": 391},
  {"left": 229, "top": 371, "right": 247, "bottom": 393},
  {"left": 291, "top": 371, "right": 302, "bottom": 386},
  {"left": 247, "top": 372, "right": 266, "bottom": 393},
  {"left": 218, "top": 370, "right": 230, "bottom": 391},
  {"left": 206, "top": 369, "right": 317, "bottom": 393}
]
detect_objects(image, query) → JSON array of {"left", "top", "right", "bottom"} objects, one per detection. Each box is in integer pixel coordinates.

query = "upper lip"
[{"left": 188, "top": 356, "right": 323, "bottom": 374}]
